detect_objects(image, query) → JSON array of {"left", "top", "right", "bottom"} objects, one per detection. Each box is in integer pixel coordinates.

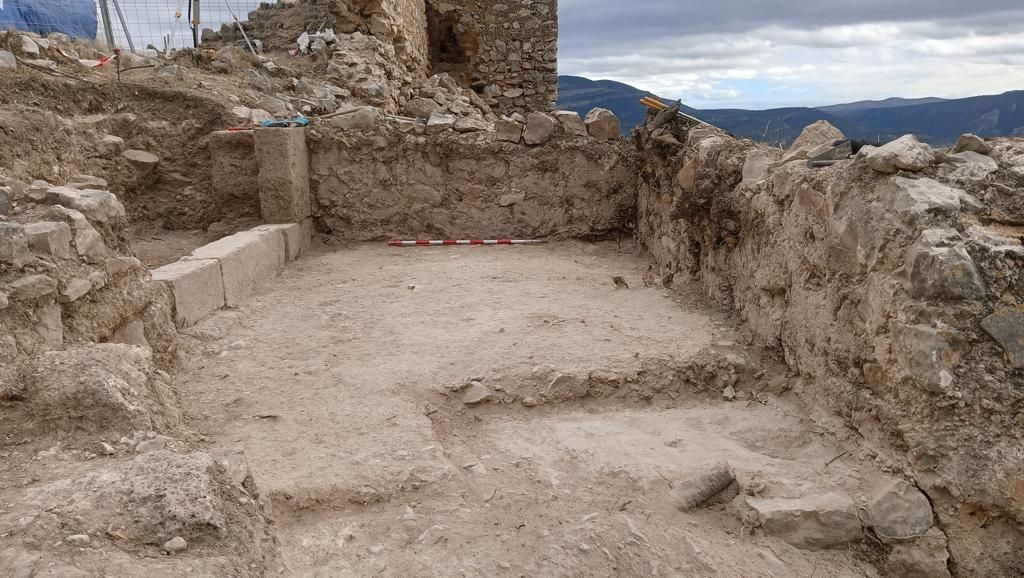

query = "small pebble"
[
  {"left": 136, "top": 436, "right": 170, "bottom": 454},
  {"left": 66, "top": 534, "right": 90, "bottom": 546}
]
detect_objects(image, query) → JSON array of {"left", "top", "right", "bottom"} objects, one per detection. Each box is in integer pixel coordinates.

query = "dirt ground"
[{"left": 174, "top": 241, "right": 891, "bottom": 576}]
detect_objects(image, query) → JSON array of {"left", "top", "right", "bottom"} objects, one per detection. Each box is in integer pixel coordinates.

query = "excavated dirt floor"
[{"left": 176, "top": 242, "right": 887, "bottom": 576}]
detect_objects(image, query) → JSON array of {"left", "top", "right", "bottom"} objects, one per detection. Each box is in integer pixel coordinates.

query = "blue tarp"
[{"left": 0, "top": 0, "right": 98, "bottom": 39}]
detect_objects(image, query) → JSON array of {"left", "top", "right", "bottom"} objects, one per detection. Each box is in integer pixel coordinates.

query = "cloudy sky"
[{"left": 558, "top": 0, "right": 1024, "bottom": 109}]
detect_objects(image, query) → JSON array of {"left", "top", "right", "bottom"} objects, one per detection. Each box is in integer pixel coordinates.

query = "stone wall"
[
  {"left": 308, "top": 111, "right": 634, "bottom": 241},
  {"left": 0, "top": 180, "right": 177, "bottom": 390},
  {"left": 634, "top": 115, "right": 1024, "bottom": 576},
  {"left": 424, "top": 0, "right": 558, "bottom": 114}
]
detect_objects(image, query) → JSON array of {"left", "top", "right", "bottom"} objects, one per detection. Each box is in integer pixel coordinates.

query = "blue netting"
[{"left": 0, "top": 0, "right": 98, "bottom": 39}]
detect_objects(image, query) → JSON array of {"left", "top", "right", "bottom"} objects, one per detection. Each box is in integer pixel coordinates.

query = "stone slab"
[
  {"left": 187, "top": 230, "right": 285, "bottom": 307},
  {"left": 254, "top": 127, "right": 312, "bottom": 224},
  {"left": 151, "top": 259, "right": 225, "bottom": 327},
  {"left": 252, "top": 223, "right": 310, "bottom": 262}
]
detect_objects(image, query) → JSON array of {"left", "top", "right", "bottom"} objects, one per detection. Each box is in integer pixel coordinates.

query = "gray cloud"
[{"left": 557, "top": 0, "right": 1024, "bottom": 107}]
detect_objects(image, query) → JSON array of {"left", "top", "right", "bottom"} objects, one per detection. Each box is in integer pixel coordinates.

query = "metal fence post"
[{"left": 98, "top": 0, "right": 116, "bottom": 50}]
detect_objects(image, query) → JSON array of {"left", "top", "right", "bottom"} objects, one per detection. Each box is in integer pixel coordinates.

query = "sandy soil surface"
[{"left": 176, "top": 241, "right": 885, "bottom": 576}]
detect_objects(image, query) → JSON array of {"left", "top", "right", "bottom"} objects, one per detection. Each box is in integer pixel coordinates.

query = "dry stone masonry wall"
[
  {"left": 635, "top": 114, "right": 1024, "bottom": 576},
  {"left": 308, "top": 108, "right": 635, "bottom": 241}
]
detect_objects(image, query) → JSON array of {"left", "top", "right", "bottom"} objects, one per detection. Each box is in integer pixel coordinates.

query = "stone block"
[
  {"left": 46, "top": 205, "right": 106, "bottom": 260},
  {"left": 24, "top": 221, "right": 72, "bottom": 259},
  {"left": 252, "top": 223, "right": 309, "bottom": 261},
  {"left": 584, "top": 108, "right": 621, "bottom": 139},
  {"left": 0, "top": 221, "right": 32, "bottom": 267},
  {"left": 494, "top": 118, "right": 524, "bottom": 143},
  {"left": 524, "top": 112, "right": 557, "bottom": 145},
  {"left": 981, "top": 310, "right": 1024, "bottom": 369},
  {"left": 866, "top": 135, "right": 936, "bottom": 174},
  {"left": 426, "top": 113, "right": 456, "bottom": 134},
  {"left": 454, "top": 117, "right": 489, "bottom": 133},
  {"left": 744, "top": 492, "right": 862, "bottom": 550},
  {"left": 122, "top": 149, "right": 160, "bottom": 176},
  {"left": 209, "top": 130, "right": 259, "bottom": 211},
  {"left": 552, "top": 110, "right": 587, "bottom": 136},
  {"left": 151, "top": 259, "right": 225, "bottom": 327},
  {"left": 59, "top": 278, "right": 92, "bottom": 303},
  {"left": 8, "top": 274, "right": 57, "bottom": 300},
  {"left": 254, "top": 127, "right": 312, "bottom": 224},
  {"left": 187, "top": 230, "right": 285, "bottom": 307}
]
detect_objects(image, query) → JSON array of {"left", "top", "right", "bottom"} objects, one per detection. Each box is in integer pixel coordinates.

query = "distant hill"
[{"left": 557, "top": 75, "right": 1024, "bottom": 146}]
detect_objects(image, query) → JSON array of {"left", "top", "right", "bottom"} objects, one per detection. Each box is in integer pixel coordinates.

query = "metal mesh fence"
[{"left": 0, "top": 0, "right": 263, "bottom": 52}]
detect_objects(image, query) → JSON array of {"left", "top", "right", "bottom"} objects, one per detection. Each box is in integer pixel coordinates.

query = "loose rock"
[
  {"left": 552, "top": 110, "right": 587, "bottom": 136},
  {"left": 161, "top": 536, "right": 188, "bottom": 553},
  {"left": 462, "top": 381, "right": 494, "bottom": 405},
  {"left": 425, "top": 113, "right": 456, "bottom": 135},
  {"left": 865, "top": 135, "right": 936, "bottom": 174},
  {"left": 122, "top": 149, "right": 160, "bottom": 177},
  {"left": 865, "top": 479, "right": 935, "bottom": 542},
  {"left": 981, "top": 311, "right": 1024, "bottom": 369},
  {"left": 584, "top": 108, "right": 621, "bottom": 140},
  {"left": 951, "top": 133, "right": 993, "bottom": 155},
  {"left": 65, "top": 534, "right": 90, "bottom": 546},
  {"left": 494, "top": 117, "right": 524, "bottom": 143},
  {"left": 671, "top": 461, "right": 736, "bottom": 510}
]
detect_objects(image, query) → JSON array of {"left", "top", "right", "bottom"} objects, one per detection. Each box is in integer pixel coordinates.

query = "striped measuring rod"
[{"left": 387, "top": 239, "right": 548, "bottom": 247}]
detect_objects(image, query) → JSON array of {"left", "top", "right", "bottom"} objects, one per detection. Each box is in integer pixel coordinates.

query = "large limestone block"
[
  {"left": 552, "top": 110, "right": 587, "bottom": 136},
  {"left": 252, "top": 223, "right": 310, "bottom": 262},
  {"left": 585, "top": 108, "right": 621, "bottom": 139},
  {"left": 494, "top": 117, "right": 524, "bottom": 143},
  {"left": 188, "top": 230, "right": 285, "bottom": 307},
  {"left": 24, "top": 221, "right": 72, "bottom": 258},
  {"left": 782, "top": 120, "right": 845, "bottom": 163},
  {"left": 151, "top": 259, "right": 225, "bottom": 327},
  {"left": 254, "top": 127, "right": 312, "bottom": 223},
  {"left": 524, "top": 112, "right": 557, "bottom": 145},
  {"left": 744, "top": 493, "right": 862, "bottom": 550},
  {"left": 866, "top": 135, "right": 936, "bottom": 174}
]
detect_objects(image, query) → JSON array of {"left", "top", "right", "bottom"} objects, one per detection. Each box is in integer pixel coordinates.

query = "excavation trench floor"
[{"left": 177, "top": 242, "right": 881, "bottom": 577}]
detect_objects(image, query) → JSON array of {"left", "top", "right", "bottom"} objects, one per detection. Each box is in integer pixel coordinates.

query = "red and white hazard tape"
[{"left": 388, "top": 239, "right": 547, "bottom": 247}]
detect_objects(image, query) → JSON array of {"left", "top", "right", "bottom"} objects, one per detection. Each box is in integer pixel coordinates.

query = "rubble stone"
[
  {"left": 906, "top": 230, "right": 987, "bottom": 300},
  {"left": 552, "top": 110, "right": 587, "bottom": 136},
  {"left": 743, "top": 493, "right": 862, "bottom": 550},
  {"left": 44, "top": 187, "right": 125, "bottom": 223},
  {"left": 0, "top": 221, "right": 33, "bottom": 267},
  {"left": 494, "top": 117, "right": 524, "bottom": 143},
  {"left": 981, "top": 311, "right": 1024, "bottom": 369},
  {"left": 426, "top": 113, "right": 456, "bottom": 134},
  {"left": 97, "top": 134, "right": 125, "bottom": 157},
  {"left": 329, "top": 106, "right": 380, "bottom": 131},
  {"left": 0, "top": 186, "right": 9, "bottom": 215},
  {"left": 584, "top": 108, "right": 621, "bottom": 139},
  {"left": 524, "top": 112, "right": 557, "bottom": 145},
  {"left": 462, "top": 382, "right": 494, "bottom": 405},
  {"left": 19, "top": 344, "right": 179, "bottom": 433},
  {"left": 893, "top": 324, "right": 966, "bottom": 391},
  {"left": 782, "top": 120, "right": 845, "bottom": 163},
  {"left": 884, "top": 177, "right": 969, "bottom": 220},
  {"left": 122, "top": 149, "right": 160, "bottom": 176},
  {"left": 403, "top": 98, "right": 442, "bottom": 119},
  {"left": 59, "top": 278, "right": 92, "bottom": 303},
  {"left": 885, "top": 528, "right": 952, "bottom": 578},
  {"left": 8, "top": 274, "right": 57, "bottom": 300},
  {"left": 951, "top": 133, "right": 993, "bottom": 155},
  {"left": 24, "top": 222, "right": 72, "bottom": 259},
  {"left": 865, "top": 135, "right": 936, "bottom": 174},
  {"left": 454, "top": 117, "right": 489, "bottom": 133},
  {"left": 35, "top": 303, "right": 63, "bottom": 347},
  {"left": 67, "top": 174, "right": 108, "bottom": 190},
  {"left": 46, "top": 206, "right": 106, "bottom": 260},
  {"left": 152, "top": 259, "right": 225, "bottom": 327},
  {"left": 162, "top": 536, "right": 188, "bottom": 553},
  {"left": 865, "top": 479, "right": 935, "bottom": 542},
  {"left": 742, "top": 149, "right": 781, "bottom": 185}
]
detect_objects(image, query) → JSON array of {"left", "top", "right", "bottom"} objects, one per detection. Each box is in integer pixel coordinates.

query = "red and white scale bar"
[{"left": 388, "top": 239, "right": 547, "bottom": 247}]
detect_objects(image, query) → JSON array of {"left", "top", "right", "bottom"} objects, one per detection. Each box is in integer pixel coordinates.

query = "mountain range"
[{"left": 557, "top": 75, "right": 1024, "bottom": 146}]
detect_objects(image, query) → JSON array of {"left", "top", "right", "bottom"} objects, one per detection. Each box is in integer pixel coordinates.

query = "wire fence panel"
[
  {"left": 0, "top": 0, "right": 263, "bottom": 52},
  {"left": 99, "top": 0, "right": 264, "bottom": 52}
]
